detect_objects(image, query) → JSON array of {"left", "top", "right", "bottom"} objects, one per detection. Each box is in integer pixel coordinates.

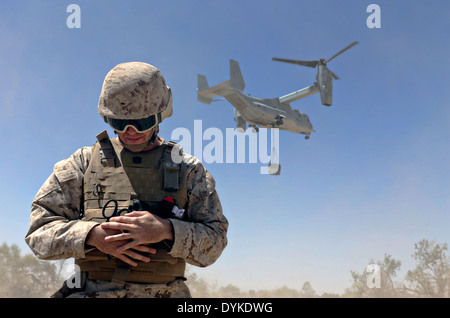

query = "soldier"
[{"left": 25, "top": 62, "right": 228, "bottom": 298}]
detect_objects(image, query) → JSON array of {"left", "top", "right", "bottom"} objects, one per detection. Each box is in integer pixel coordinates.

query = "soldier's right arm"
[{"left": 25, "top": 147, "right": 98, "bottom": 260}]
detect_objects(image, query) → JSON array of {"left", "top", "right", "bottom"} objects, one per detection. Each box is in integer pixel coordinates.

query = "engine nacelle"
[{"left": 317, "top": 65, "right": 333, "bottom": 106}]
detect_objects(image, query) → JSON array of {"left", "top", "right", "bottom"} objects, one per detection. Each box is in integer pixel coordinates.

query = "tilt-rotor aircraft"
[{"left": 197, "top": 41, "right": 359, "bottom": 174}]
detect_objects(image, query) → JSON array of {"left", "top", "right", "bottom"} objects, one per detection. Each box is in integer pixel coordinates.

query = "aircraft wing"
[{"left": 253, "top": 102, "right": 287, "bottom": 114}]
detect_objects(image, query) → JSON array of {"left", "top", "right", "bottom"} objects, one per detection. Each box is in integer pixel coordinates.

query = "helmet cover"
[{"left": 98, "top": 62, "right": 172, "bottom": 120}]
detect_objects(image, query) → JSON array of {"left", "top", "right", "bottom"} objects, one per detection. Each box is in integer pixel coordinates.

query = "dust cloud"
[{"left": 1, "top": 239, "right": 449, "bottom": 298}]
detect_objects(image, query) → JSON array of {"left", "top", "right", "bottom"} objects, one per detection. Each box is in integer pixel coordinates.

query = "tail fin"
[
  {"left": 197, "top": 59, "right": 245, "bottom": 105},
  {"left": 197, "top": 75, "right": 213, "bottom": 104},
  {"left": 198, "top": 74, "right": 209, "bottom": 91},
  {"left": 230, "top": 59, "right": 245, "bottom": 92}
]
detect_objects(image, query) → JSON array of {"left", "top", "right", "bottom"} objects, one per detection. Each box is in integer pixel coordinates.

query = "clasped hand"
[{"left": 87, "top": 211, "right": 174, "bottom": 267}]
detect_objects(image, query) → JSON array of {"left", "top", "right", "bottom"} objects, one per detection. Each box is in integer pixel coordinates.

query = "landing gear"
[
  {"left": 305, "top": 134, "right": 310, "bottom": 140},
  {"left": 250, "top": 126, "right": 259, "bottom": 133},
  {"left": 275, "top": 115, "right": 285, "bottom": 126}
]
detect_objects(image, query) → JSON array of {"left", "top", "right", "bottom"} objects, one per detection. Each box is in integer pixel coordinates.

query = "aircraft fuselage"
[{"left": 223, "top": 91, "right": 314, "bottom": 134}]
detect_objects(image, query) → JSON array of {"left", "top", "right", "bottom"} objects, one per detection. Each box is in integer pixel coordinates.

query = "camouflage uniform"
[
  {"left": 66, "top": 279, "right": 191, "bottom": 298},
  {"left": 25, "top": 140, "right": 227, "bottom": 298},
  {"left": 25, "top": 62, "right": 228, "bottom": 298}
]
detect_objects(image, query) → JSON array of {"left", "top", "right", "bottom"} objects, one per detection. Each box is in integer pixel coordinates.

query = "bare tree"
[
  {"left": 347, "top": 254, "right": 403, "bottom": 297},
  {"left": 404, "top": 239, "right": 450, "bottom": 297},
  {"left": 0, "top": 242, "right": 67, "bottom": 297},
  {"left": 300, "top": 281, "right": 316, "bottom": 297}
]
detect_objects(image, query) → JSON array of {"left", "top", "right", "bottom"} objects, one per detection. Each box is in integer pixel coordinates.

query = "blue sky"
[{"left": 0, "top": 1, "right": 449, "bottom": 294}]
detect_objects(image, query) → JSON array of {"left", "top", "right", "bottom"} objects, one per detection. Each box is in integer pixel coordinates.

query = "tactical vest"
[{"left": 76, "top": 131, "right": 188, "bottom": 284}]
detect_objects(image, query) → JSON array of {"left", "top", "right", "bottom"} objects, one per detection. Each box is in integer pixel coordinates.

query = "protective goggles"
[{"left": 104, "top": 113, "right": 161, "bottom": 133}]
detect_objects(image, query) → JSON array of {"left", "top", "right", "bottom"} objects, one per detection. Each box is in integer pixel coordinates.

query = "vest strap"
[
  {"left": 76, "top": 249, "right": 186, "bottom": 284},
  {"left": 111, "top": 266, "right": 131, "bottom": 286},
  {"left": 96, "top": 130, "right": 116, "bottom": 167}
]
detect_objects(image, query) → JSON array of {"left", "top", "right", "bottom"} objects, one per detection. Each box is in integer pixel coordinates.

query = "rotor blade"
[
  {"left": 272, "top": 57, "right": 319, "bottom": 68},
  {"left": 329, "top": 69, "right": 339, "bottom": 80},
  {"left": 325, "top": 41, "right": 359, "bottom": 63}
]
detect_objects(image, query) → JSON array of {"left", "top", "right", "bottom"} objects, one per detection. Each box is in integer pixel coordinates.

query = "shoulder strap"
[{"left": 96, "top": 130, "right": 116, "bottom": 167}]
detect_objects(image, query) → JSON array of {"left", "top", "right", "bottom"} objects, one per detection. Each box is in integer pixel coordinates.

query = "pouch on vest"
[
  {"left": 163, "top": 141, "right": 182, "bottom": 192},
  {"left": 164, "top": 162, "right": 179, "bottom": 192}
]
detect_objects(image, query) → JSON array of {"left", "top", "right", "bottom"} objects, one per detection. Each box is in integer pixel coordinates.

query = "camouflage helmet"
[{"left": 98, "top": 62, "right": 173, "bottom": 122}]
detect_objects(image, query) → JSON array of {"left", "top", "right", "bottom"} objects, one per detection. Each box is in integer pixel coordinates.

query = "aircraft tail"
[
  {"left": 197, "top": 59, "right": 245, "bottom": 105},
  {"left": 229, "top": 59, "right": 245, "bottom": 91},
  {"left": 197, "top": 75, "right": 213, "bottom": 104}
]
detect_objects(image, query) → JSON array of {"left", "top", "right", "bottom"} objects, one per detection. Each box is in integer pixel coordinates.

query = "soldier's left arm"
[{"left": 168, "top": 159, "right": 228, "bottom": 267}]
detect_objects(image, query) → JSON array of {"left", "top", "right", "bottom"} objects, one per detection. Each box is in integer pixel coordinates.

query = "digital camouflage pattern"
[
  {"left": 65, "top": 279, "right": 191, "bottom": 298},
  {"left": 25, "top": 139, "right": 228, "bottom": 297},
  {"left": 98, "top": 62, "right": 172, "bottom": 120}
]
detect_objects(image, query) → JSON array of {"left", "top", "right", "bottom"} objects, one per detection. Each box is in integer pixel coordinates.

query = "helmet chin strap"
[{"left": 116, "top": 126, "right": 160, "bottom": 152}]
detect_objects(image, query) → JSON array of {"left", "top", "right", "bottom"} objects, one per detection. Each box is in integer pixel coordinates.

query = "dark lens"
[
  {"left": 107, "top": 115, "right": 157, "bottom": 132},
  {"left": 135, "top": 115, "right": 157, "bottom": 131},
  {"left": 107, "top": 117, "right": 128, "bottom": 132}
]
